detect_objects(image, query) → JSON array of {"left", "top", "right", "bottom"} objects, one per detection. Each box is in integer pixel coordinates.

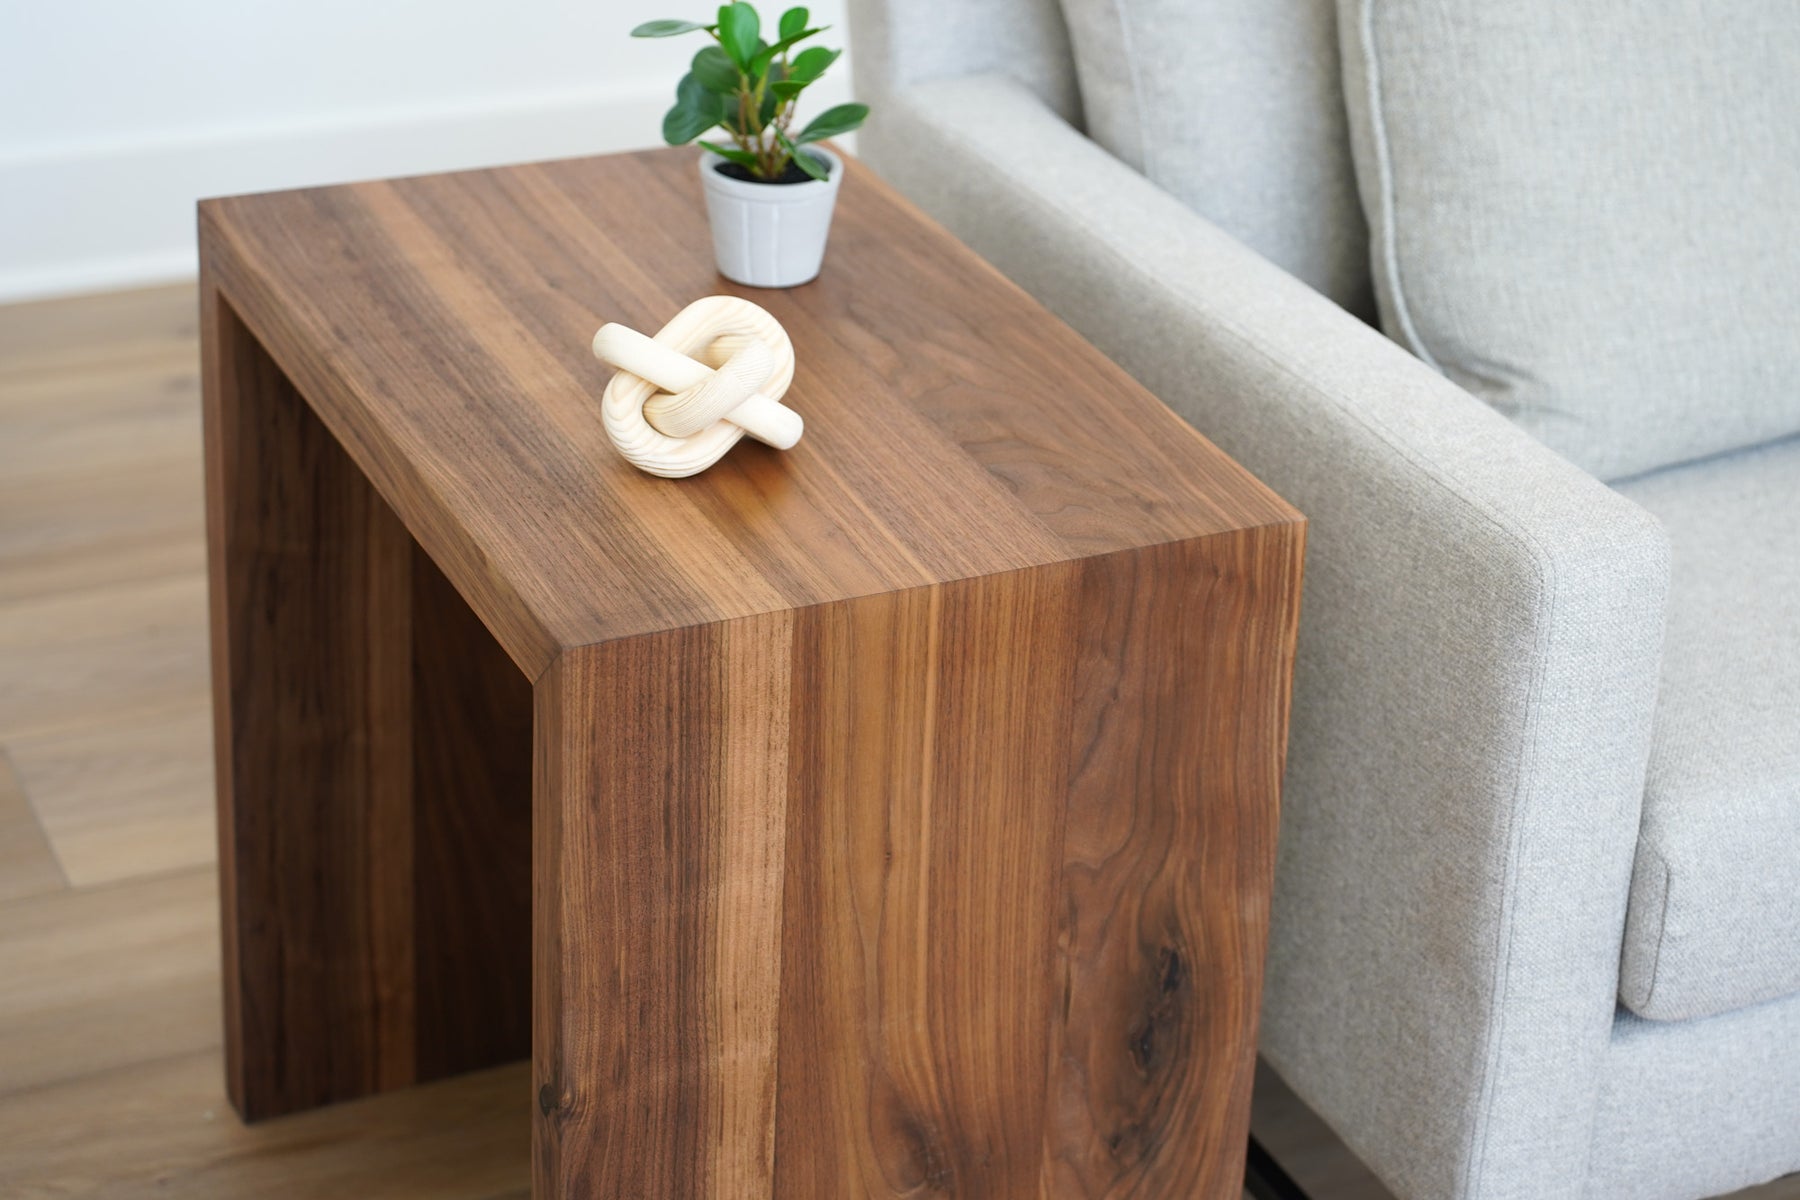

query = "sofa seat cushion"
[
  {"left": 1337, "top": 0, "right": 1800, "bottom": 480},
  {"left": 1615, "top": 436, "right": 1800, "bottom": 1021}
]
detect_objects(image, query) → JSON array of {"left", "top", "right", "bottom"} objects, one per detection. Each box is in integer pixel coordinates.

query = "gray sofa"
[{"left": 843, "top": 1, "right": 1800, "bottom": 1198}]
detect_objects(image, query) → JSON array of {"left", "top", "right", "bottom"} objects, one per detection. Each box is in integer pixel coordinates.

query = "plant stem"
[
  {"left": 705, "top": 26, "right": 801, "bottom": 181},
  {"left": 733, "top": 88, "right": 757, "bottom": 164}
]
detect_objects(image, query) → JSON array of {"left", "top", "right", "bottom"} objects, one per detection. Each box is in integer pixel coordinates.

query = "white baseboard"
[
  {"left": 1, "top": 78, "right": 852, "bottom": 305},
  {"left": 0, "top": 250, "right": 203, "bottom": 306}
]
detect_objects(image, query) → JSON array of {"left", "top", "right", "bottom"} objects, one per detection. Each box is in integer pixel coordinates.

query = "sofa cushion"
[
  {"left": 1337, "top": 0, "right": 1800, "bottom": 481},
  {"left": 1055, "top": 0, "right": 1368, "bottom": 309},
  {"left": 1614, "top": 436, "right": 1800, "bottom": 1021}
]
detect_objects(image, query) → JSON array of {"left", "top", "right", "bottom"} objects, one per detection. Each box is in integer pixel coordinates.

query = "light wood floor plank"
[
  {"left": 0, "top": 749, "right": 65, "bottom": 903},
  {"left": 0, "top": 864, "right": 529, "bottom": 1197},
  {"left": 0, "top": 1051, "right": 530, "bottom": 1199},
  {"left": 0, "top": 355, "right": 201, "bottom": 495},
  {"left": 0, "top": 571, "right": 209, "bottom": 740},
  {"left": 0, "top": 457, "right": 205, "bottom": 604},
  {"left": 4, "top": 691, "right": 214, "bottom": 889},
  {"left": 0, "top": 571, "right": 212, "bottom": 887},
  {"left": 0, "top": 868, "right": 218, "bottom": 1095},
  {"left": 0, "top": 290, "right": 203, "bottom": 603},
  {"left": 0, "top": 284, "right": 196, "bottom": 379}
]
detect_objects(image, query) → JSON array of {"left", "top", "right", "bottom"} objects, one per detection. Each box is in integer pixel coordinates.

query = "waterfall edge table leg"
[{"left": 204, "top": 280, "right": 533, "bottom": 1121}]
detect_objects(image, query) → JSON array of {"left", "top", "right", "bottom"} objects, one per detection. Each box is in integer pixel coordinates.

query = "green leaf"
[
  {"left": 778, "top": 6, "right": 809, "bottom": 40},
  {"left": 742, "top": 37, "right": 770, "bottom": 83},
  {"left": 771, "top": 78, "right": 806, "bottom": 101},
  {"left": 749, "top": 27, "right": 821, "bottom": 77},
  {"left": 719, "top": 89, "right": 749, "bottom": 135},
  {"left": 775, "top": 129, "right": 829, "bottom": 180},
  {"left": 663, "top": 101, "right": 717, "bottom": 145},
  {"left": 698, "top": 139, "right": 759, "bottom": 169},
  {"left": 716, "top": 2, "right": 759, "bottom": 69},
  {"left": 691, "top": 44, "right": 739, "bottom": 92},
  {"left": 787, "top": 45, "right": 838, "bottom": 82},
  {"left": 631, "top": 18, "right": 706, "bottom": 36},
  {"left": 794, "top": 101, "right": 867, "bottom": 144},
  {"left": 662, "top": 73, "right": 723, "bottom": 145}
]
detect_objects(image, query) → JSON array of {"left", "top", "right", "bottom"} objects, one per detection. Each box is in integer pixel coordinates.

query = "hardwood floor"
[
  {"left": 0, "top": 283, "right": 516, "bottom": 1199},
  {"left": 0, "top": 282, "right": 1793, "bottom": 1199}
]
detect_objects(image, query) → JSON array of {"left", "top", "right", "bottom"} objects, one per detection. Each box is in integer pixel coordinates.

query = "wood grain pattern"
[
  {"left": 533, "top": 614, "right": 793, "bottom": 1198},
  {"left": 525, "top": 525, "right": 1303, "bottom": 1198},
  {"left": 1043, "top": 531, "right": 1302, "bottom": 1197},
  {"left": 410, "top": 540, "right": 535, "bottom": 1082},
  {"left": 204, "top": 285, "right": 532, "bottom": 1119},
  {"left": 198, "top": 146, "right": 1307, "bottom": 1196},
  {"left": 765, "top": 530, "right": 1305, "bottom": 1198},
  {"left": 204, "top": 278, "right": 410, "bottom": 1116},
  {"left": 198, "top": 148, "right": 1292, "bottom": 679},
  {"left": 774, "top": 568, "right": 1079, "bottom": 1196}
]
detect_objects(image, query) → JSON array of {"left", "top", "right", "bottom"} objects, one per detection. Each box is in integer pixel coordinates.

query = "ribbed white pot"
[{"left": 698, "top": 146, "right": 843, "bottom": 288}]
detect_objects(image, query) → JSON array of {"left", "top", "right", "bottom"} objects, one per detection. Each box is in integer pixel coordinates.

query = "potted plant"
[{"left": 632, "top": 5, "right": 868, "bottom": 288}]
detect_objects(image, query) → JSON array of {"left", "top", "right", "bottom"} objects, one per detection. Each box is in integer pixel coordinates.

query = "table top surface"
[{"left": 201, "top": 147, "right": 1299, "bottom": 677}]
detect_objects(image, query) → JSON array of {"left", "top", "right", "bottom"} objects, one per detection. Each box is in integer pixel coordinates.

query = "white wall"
[{"left": 0, "top": 0, "right": 853, "bottom": 302}]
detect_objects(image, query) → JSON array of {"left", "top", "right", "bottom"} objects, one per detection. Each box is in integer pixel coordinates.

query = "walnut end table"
[{"left": 199, "top": 147, "right": 1304, "bottom": 1198}]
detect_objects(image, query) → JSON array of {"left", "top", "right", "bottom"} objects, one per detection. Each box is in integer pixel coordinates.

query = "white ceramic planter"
[{"left": 699, "top": 146, "right": 843, "bottom": 288}]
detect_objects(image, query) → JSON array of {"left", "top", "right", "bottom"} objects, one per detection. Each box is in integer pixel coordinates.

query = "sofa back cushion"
[
  {"left": 1056, "top": 0, "right": 1370, "bottom": 310},
  {"left": 1339, "top": 0, "right": 1800, "bottom": 480},
  {"left": 847, "top": 0, "right": 1086, "bottom": 127}
]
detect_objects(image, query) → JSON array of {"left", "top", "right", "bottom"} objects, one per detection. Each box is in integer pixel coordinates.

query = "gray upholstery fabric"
[
  {"left": 1613, "top": 436, "right": 1800, "bottom": 1021},
  {"left": 1590, "top": 996, "right": 1800, "bottom": 1199},
  {"left": 858, "top": 74, "right": 1671, "bottom": 1200},
  {"left": 1337, "top": 0, "right": 1800, "bottom": 481},
  {"left": 1053, "top": 0, "right": 1369, "bottom": 309},
  {"left": 844, "top": 0, "right": 1083, "bottom": 123}
]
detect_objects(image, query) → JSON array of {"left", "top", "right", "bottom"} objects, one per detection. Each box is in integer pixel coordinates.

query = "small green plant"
[{"left": 632, "top": 4, "right": 867, "bottom": 183}]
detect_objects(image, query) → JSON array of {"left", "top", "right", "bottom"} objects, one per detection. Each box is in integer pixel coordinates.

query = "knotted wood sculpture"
[{"left": 592, "top": 296, "right": 803, "bottom": 478}]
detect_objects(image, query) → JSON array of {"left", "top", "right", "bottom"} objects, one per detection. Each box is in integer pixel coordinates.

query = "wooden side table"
[{"left": 199, "top": 147, "right": 1304, "bottom": 1198}]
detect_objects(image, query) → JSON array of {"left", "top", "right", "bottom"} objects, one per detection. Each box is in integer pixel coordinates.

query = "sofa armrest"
[{"left": 860, "top": 75, "right": 1670, "bottom": 1200}]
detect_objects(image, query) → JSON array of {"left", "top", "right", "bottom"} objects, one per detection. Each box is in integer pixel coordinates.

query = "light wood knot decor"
[{"left": 592, "top": 295, "right": 803, "bottom": 478}]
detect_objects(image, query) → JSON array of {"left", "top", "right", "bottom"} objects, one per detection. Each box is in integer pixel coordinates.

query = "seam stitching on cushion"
[
  {"left": 1110, "top": 0, "right": 1156, "bottom": 181},
  {"left": 1462, "top": 535, "right": 1554, "bottom": 1200},
  {"left": 1639, "top": 845, "right": 1673, "bottom": 1015},
  {"left": 1357, "top": 0, "right": 1444, "bottom": 372}
]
